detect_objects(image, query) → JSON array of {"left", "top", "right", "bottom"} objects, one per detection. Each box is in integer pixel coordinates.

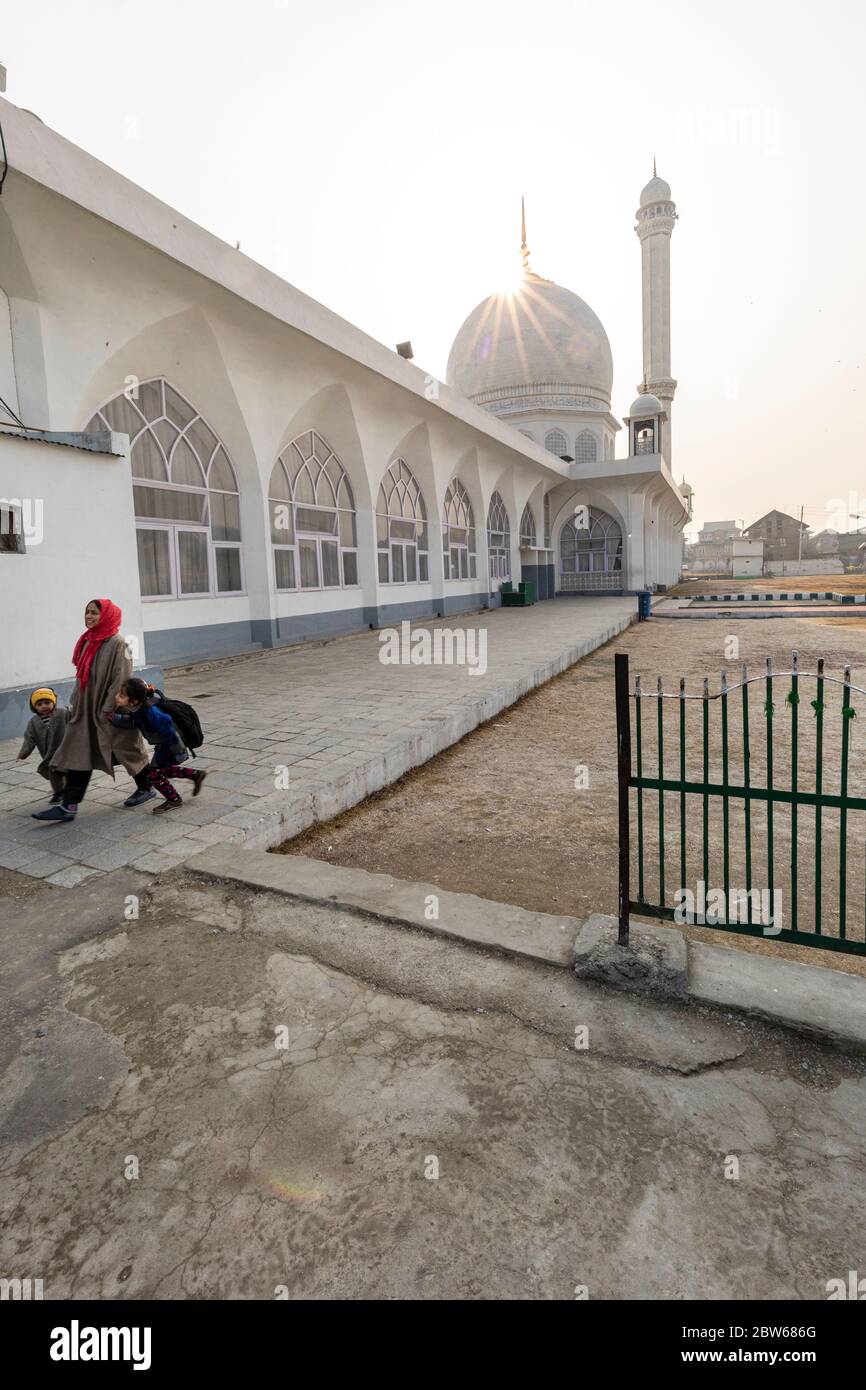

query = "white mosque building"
[{"left": 0, "top": 95, "right": 691, "bottom": 732}]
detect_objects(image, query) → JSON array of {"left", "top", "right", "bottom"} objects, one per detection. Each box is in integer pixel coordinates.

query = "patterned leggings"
[{"left": 148, "top": 764, "right": 196, "bottom": 803}]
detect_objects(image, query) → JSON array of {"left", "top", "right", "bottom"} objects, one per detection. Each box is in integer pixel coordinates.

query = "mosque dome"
[
  {"left": 446, "top": 270, "right": 614, "bottom": 413},
  {"left": 629, "top": 392, "right": 663, "bottom": 416},
  {"left": 639, "top": 175, "right": 671, "bottom": 207}
]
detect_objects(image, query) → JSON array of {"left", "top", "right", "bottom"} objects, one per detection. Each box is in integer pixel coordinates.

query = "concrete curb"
[
  {"left": 584, "top": 914, "right": 866, "bottom": 1053},
  {"left": 186, "top": 847, "right": 579, "bottom": 967},
  {"left": 185, "top": 851, "right": 866, "bottom": 1052},
  {"left": 688, "top": 939, "right": 866, "bottom": 1053}
]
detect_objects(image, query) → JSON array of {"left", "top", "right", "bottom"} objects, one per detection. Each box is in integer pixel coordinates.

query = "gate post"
[{"left": 615, "top": 651, "right": 631, "bottom": 946}]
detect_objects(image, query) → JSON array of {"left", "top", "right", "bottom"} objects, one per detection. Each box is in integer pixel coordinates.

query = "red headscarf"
[{"left": 72, "top": 599, "right": 123, "bottom": 688}]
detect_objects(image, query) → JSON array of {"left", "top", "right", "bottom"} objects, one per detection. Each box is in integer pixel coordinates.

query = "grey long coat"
[
  {"left": 51, "top": 635, "right": 149, "bottom": 777},
  {"left": 19, "top": 706, "right": 70, "bottom": 779}
]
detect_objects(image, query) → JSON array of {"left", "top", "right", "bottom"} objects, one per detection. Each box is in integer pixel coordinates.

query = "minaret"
[{"left": 635, "top": 160, "right": 677, "bottom": 461}]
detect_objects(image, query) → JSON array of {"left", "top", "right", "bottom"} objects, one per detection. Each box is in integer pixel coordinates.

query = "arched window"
[
  {"left": 545, "top": 429, "right": 569, "bottom": 459},
  {"left": 376, "top": 459, "right": 428, "bottom": 583},
  {"left": 487, "top": 492, "right": 511, "bottom": 580},
  {"left": 86, "top": 380, "right": 242, "bottom": 599},
  {"left": 268, "top": 431, "right": 357, "bottom": 591},
  {"left": 520, "top": 503, "right": 537, "bottom": 548},
  {"left": 575, "top": 430, "right": 597, "bottom": 465},
  {"left": 561, "top": 508, "right": 623, "bottom": 575},
  {"left": 442, "top": 478, "right": 477, "bottom": 580},
  {"left": 635, "top": 422, "right": 656, "bottom": 455}
]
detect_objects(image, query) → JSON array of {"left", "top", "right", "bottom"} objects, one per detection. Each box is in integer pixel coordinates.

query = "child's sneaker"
[
  {"left": 124, "top": 787, "right": 156, "bottom": 807},
  {"left": 153, "top": 798, "right": 183, "bottom": 814},
  {"left": 32, "top": 803, "right": 77, "bottom": 822}
]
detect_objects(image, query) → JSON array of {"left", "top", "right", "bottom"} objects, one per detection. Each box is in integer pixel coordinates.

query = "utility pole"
[{"left": 797, "top": 505, "right": 804, "bottom": 568}]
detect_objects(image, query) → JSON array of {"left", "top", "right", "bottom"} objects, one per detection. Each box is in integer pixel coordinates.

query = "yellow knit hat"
[{"left": 30, "top": 687, "right": 58, "bottom": 710}]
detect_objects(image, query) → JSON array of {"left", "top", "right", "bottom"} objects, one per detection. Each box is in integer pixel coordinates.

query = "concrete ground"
[
  {"left": 283, "top": 612, "right": 866, "bottom": 976},
  {"left": 2, "top": 866, "right": 865, "bottom": 1300},
  {"left": 4, "top": 593, "right": 865, "bottom": 1302},
  {"left": 0, "top": 597, "right": 633, "bottom": 887}
]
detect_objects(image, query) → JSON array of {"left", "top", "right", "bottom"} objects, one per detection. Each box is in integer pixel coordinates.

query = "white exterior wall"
[
  {"left": 0, "top": 96, "right": 688, "bottom": 666},
  {"left": 510, "top": 414, "right": 619, "bottom": 465},
  {"left": 0, "top": 431, "right": 144, "bottom": 687}
]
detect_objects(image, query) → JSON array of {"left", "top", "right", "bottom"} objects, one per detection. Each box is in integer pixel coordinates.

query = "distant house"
[
  {"left": 810, "top": 528, "right": 839, "bottom": 556},
  {"left": 809, "top": 529, "right": 865, "bottom": 563},
  {"left": 742, "top": 510, "right": 810, "bottom": 562},
  {"left": 836, "top": 532, "right": 866, "bottom": 562},
  {"left": 698, "top": 520, "right": 740, "bottom": 544}
]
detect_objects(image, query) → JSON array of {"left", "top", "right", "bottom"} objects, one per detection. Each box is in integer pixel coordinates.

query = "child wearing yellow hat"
[{"left": 18, "top": 688, "right": 70, "bottom": 804}]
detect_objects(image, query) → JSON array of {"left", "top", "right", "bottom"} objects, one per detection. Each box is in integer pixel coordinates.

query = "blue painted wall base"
[{"left": 0, "top": 665, "right": 165, "bottom": 743}]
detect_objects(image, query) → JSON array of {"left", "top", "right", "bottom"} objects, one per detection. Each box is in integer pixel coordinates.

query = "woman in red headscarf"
[{"left": 34, "top": 599, "right": 151, "bottom": 822}]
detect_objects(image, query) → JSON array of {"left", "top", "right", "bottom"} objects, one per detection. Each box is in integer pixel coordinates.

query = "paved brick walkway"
[{"left": 0, "top": 598, "right": 634, "bottom": 887}]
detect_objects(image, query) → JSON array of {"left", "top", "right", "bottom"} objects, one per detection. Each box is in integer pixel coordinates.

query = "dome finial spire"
[
  {"left": 653, "top": 154, "right": 657, "bottom": 177},
  {"left": 520, "top": 196, "right": 531, "bottom": 275}
]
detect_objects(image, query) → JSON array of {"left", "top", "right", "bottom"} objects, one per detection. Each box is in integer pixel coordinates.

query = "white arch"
[
  {"left": 560, "top": 506, "right": 623, "bottom": 589},
  {"left": 574, "top": 430, "right": 598, "bottom": 465},
  {"left": 87, "top": 378, "right": 243, "bottom": 600},
  {"left": 519, "top": 501, "right": 537, "bottom": 548},
  {"left": 268, "top": 430, "right": 358, "bottom": 593},
  {"left": 545, "top": 428, "right": 569, "bottom": 459},
  {"left": 442, "top": 475, "right": 477, "bottom": 581},
  {"left": 376, "top": 457, "right": 430, "bottom": 585},
  {"left": 487, "top": 490, "right": 511, "bottom": 581}
]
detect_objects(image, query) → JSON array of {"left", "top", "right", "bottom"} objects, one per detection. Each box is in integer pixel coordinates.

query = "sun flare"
[{"left": 498, "top": 261, "right": 527, "bottom": 296}]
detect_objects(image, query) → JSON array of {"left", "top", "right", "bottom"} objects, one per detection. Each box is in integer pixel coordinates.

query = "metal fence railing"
[{"left": 614, "top": 650, "right": 866, "bottom": 956}]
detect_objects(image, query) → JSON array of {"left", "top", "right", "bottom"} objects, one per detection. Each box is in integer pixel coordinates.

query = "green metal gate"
[{"left": 615, "top": 650, "right": 866, "bottom": 956}]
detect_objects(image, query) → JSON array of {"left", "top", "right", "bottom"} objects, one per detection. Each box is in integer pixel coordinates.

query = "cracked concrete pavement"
[{"left": 1, "top": 866, "right": 866, "bottom": 1300}]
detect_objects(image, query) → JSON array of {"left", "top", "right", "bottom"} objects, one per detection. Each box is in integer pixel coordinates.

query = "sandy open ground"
[
  {"left": 677, "top": 573, "right": 866, "bottom": 595},
  {"left": 281, "top": 611, "right": 866, "bottom": 977}
]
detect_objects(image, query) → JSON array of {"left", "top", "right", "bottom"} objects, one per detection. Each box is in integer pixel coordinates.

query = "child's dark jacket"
[
  {"left": 108, "top": 703, "right": 187, "bottom": 766},
  {"left": 19, "top": 708, "right": 70, "bottom": 780}
]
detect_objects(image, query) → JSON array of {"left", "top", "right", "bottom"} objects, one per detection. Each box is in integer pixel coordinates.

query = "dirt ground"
[
  {"left": 281, "top": 613, "right": 866, "bottom": 978},
  {"left": 676, "top": 573, "right": 866, "bottom": 595}
]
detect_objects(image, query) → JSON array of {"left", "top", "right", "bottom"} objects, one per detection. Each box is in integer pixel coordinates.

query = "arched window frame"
[
  {"left": 376, "top": 459, "right": 429, "bottom": 584},
  {"left": 634, "top": 421, "right": 656, "bottom": 455},
  {"left": 561, "top": 508, "right": 623, "bottom": 575},
  {"left": 520, "top": 503, "right": 537, "bottom": 548},
  {"left": 545, "top": 428, "right": 569, "bottom": 459},
  {"left": 442, "top": 478, "right": 477, "bottom": 581},
  {"left": 268, "top": 431, "right": 358, "bottom": 592},
  {"left": 575, "top": 430, "right": 598, "bottom": 465},
  {"left": 86, "top": 379, "right": 243, "bottom": 600},
  {"left": 487, "top": 491, "right": 511, "bottom": 580}
]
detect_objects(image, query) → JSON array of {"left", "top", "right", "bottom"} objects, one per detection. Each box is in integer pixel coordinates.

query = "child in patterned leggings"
[{"left": 108, "top": 678, "right": 207, "bottom": 814}]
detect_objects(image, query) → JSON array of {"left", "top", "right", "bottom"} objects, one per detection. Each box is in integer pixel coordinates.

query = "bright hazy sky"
[{"left": 3, "top": 0, "right": 864, "bottom": 535}]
